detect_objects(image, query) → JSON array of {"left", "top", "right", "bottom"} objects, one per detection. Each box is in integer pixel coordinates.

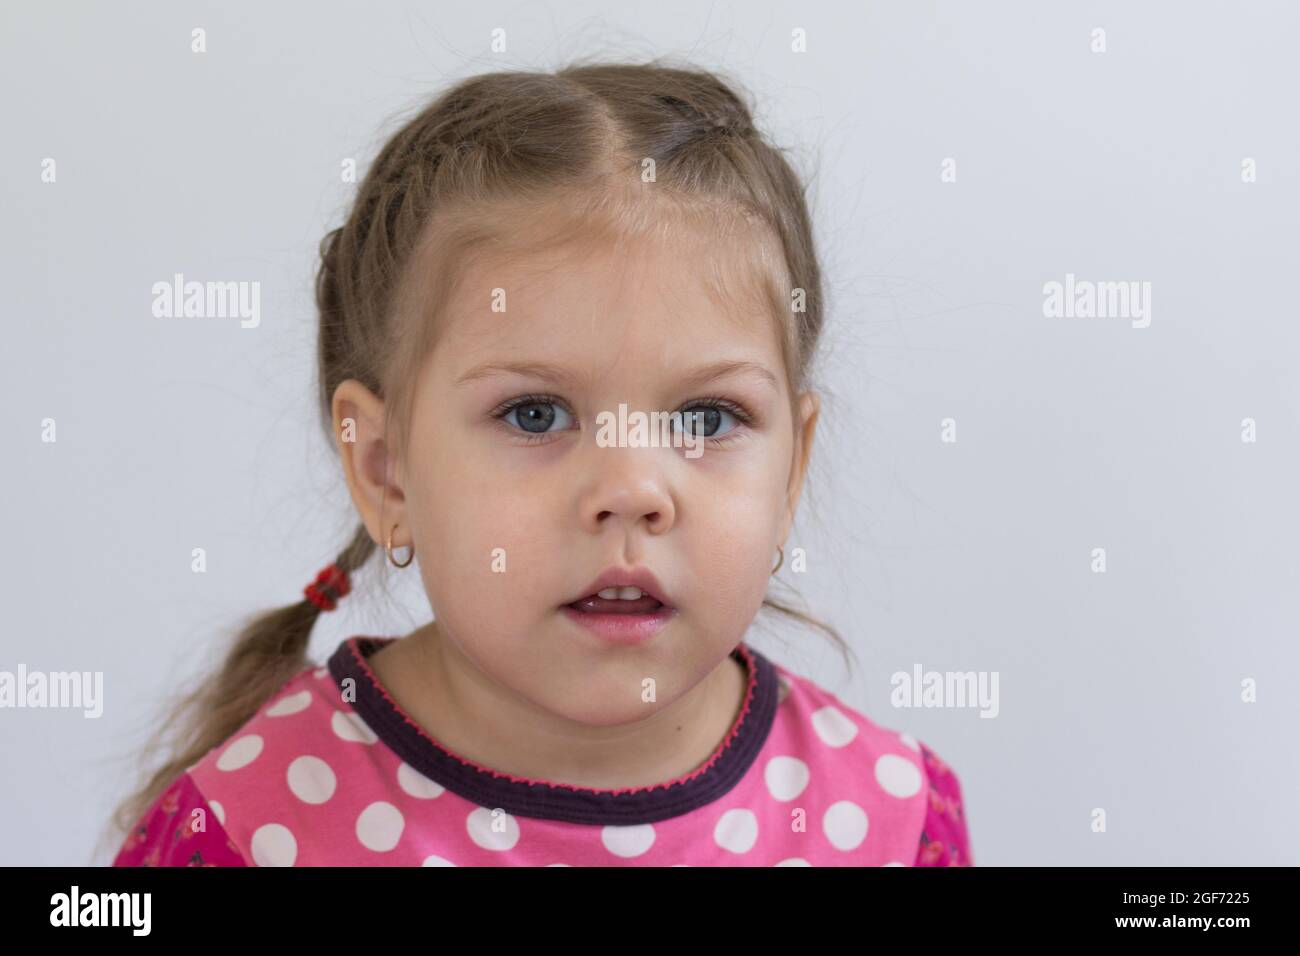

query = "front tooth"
[{"left": 595, "top": 586, "right": 644, "bottom": 600}]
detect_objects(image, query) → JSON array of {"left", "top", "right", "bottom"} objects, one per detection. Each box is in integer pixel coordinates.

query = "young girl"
[{"left": 109, "top": 60, "right": 972, "bottom": 867}]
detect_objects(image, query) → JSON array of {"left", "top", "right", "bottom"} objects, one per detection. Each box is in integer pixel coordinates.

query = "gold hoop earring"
[
  {"left": 771, "top": 545, "right": 784, "bottom": 575},
  {"left": 386, "top": 524, "right": 414, "bottom": 568}
]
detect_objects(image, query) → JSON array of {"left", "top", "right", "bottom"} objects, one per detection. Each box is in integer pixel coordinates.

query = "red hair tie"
[{"left": 304, "top": 562, "right": 350, "bottom": 611}]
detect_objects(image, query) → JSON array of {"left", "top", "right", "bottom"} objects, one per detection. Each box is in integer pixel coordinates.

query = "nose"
[{"left": 578, "top": 447, "right": 676, "bottom": 536}]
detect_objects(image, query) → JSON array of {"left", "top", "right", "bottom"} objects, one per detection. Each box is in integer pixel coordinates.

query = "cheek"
[
  {"left": 684, "top": 431, "right": 794, "bottom": 610},
  {"left": 411, "top": 457, "right": 567, "bottom": 627},
  {"left": 421, "top": 501, "right": 554, "bottom": 614},
  {"left": 685, "top": 482, "right": 785, "bottom": 622},
  {"left": 690, "top": 428, "right": 791, "bottom": 535}
]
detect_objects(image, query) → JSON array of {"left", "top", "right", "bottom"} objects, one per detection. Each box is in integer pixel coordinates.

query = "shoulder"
[
  {"left": 912, "top": 740, "right": 973, "bottom": 866},
  {"left": 112, "top": 771, "right": 247, "bottom": 866},
  {"left": 766, "top": 659, "right": 973, "bottom": 866},
  {"left": 116, "top": 659, "right": 336, "bottom": 867},
  {"left": 179, "top": 659, "right": 388, "bottom": 866},
  {"left": 185, "top": 661, "right": 351, "bottom": 790}
]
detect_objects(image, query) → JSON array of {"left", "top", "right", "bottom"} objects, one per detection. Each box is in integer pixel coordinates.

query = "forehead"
[{"left": 428, "top": 209, "right": 789, "bottom": 384}]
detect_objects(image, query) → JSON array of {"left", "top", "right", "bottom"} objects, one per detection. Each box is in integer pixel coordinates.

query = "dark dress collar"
[{"left": 327, "top": 635, "right": 779, "bottom": 825}]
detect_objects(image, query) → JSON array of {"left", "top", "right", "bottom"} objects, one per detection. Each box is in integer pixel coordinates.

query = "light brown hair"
[{"left": 105, "top": 57, "right": 852, "bottom": 854}]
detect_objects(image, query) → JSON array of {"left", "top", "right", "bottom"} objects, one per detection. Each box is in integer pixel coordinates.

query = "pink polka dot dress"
[{"left": 113, "top": 637, "right": 973, "bottom": 867}]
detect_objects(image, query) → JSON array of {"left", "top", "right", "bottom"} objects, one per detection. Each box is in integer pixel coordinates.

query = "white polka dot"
[
  {"left": 883, "top": 861, "right": 907, "bottom": 867},
  {"left": 397, "top": 762, "right": 445, "bottom": 799},
  {"left": 601, "top": 823, "right": 656, "bottom": 858},
  {"left": 713, "top": 808, "right": 759, "bottom": 854},
  {"left": 266, "top": 689, "right": 312, "bottom": 717},
  {"left": 775, "top": 858, "right": 811, "bottom": 866},
  {"left": 356, "top": 801, "right": 405, "bottom": 852},
  {"left": 209, "top": 799, "right": 225, "bottom": 826},
  {"left": 286, "top": 755, "right": 337, "bottom": 804},
  {"left": 823, "top": 800, "right": 869, "bottom": 851},
  {"left": 331, "top": 709, "right": 377, "bottom": 744},
  {"left": 764, "top": 756, "right": 810, "bottom": 801},
  {"left": 422, "top": 855, "right": 456, "bottom": 866},
  {"left": 898, "top": 732, "right": 921, "bottom": 751},
  {"left": 467, "top": 807, "right": 521, "bottom": 851},
  {"left": 811, "top": 706, "right": 858, "bottom": 748},
  {"left": 313, "top": 666, "right": 328, "bottom": 679},
  {"left": 216, "top": 734, "right": 263, "bottom": 771},
  {"left": 875, "top": 753, "right": 923, "bottom": 798},
  {"left": 546, "top": 862, "right": 571, "bottom": 867},
  {"left": 250, "top": 823, "right": 297, "bottom": 866}
]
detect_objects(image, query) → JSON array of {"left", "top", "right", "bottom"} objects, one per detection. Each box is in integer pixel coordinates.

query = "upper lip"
[{"left": 565, "top": 567, "right": 673, "bottom": 608}]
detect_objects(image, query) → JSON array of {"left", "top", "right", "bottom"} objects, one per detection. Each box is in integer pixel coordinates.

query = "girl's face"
[{"left": 339, "top": 216, "right": 819, "bottom": 727}]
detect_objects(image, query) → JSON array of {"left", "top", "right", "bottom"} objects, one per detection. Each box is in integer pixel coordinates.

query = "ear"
[
  {"left": 331, "top": 379, "right": 411, "bottom": 552},
  {"left": 777, "top": 390, "right": 820, "bottom": 545}
]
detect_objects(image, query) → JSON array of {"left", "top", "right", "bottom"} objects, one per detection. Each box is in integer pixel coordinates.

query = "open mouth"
[
  {"left": 560, "top": 570, "right": 676, "bottom": 644},
  {"left": 566, "top": 587, "right": 665, "bottom": 615}
]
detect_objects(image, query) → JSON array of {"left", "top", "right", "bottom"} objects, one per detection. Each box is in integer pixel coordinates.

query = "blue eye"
[
  {"left": 674, "top": 403, "right": 739, "bottom": 438},
  {"left": 499, "top": 398, "right": 574, "bottom": 434}
]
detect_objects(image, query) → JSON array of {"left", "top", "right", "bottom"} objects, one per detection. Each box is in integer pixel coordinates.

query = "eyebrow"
[{"left": 453, "top": 358, "right": 780, "bottom": 392}]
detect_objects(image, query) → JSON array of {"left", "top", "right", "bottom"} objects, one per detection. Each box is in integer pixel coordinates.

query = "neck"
[{"left": 372, "top": 620, "right": 748, "bottom": 791}]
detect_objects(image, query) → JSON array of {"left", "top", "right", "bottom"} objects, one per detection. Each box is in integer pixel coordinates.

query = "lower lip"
[{"left": 560, "top": 604, "right": 676, "bottom": 644}]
